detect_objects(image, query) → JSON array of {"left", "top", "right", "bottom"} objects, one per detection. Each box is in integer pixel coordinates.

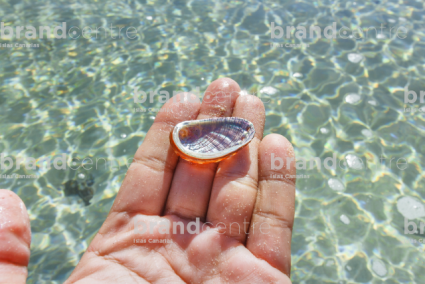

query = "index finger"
[{"left": 111, "top": 93, "right": 201, "bottom": 215}]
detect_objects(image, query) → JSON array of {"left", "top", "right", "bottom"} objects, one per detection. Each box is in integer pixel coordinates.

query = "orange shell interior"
[{"left": 169, "top": 131, "right": 248, "bottom": 164}]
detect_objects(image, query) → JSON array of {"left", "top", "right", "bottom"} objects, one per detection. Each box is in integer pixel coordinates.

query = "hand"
[{"left": 0, "top": 78, "right": 296, "bottom": 284}]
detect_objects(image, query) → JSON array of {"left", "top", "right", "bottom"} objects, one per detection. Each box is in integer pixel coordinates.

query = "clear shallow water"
[{"left": 0, "top": 0, "right": 425, "bottom": 283}]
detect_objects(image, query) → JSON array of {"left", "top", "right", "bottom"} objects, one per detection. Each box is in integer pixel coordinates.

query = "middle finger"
[
  {"left": 164, "top": 78, "right": 241, "bottom": 220},
  {"left": 206, "top": 94, "right": 265, "bottom": 243}
]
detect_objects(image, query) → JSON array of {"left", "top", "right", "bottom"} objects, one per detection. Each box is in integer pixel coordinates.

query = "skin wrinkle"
[
  {"left": 190, "top": 242, "right": 229, "bottom": 283},
  {"left": 218, "top": 248, "right": 262, "bottom": 284},
  {"left": 90, "top": 223, "right": 134, "bottom": 255},
  {"left": 132, "top": 155, "right": 176, "bottom": 174},
  {"left": 0, "top": 229, "right": 30, "bottom": 262},
  {"left": 180, "top": 232, "right": 220, "bottom": 280},
  {"left": 0, "top": 245, "right": 30, "bottom": 267},
  {"left": 221, "top": 174, "right": 258, "bottom": 191},
  {"left": 259, "top": 177, "right": 296, "bottom": 187},
  {"left": 214, "top": 144, "right": 260, "bottom": 189},
  {"left": 214, "top": 168, "right": 254, "bottom": 185},
  {"left": 143, "top": 251, "right": 186, "bottom": 284},
  {"left": 161, "top": 242, "right": 199, "bottom": 283},
  {"left": 218, "top": 244, "right": 243, "bottom": 273},
  {"left": 87, "top": 244, "right": 177, "bottom": 284},
  {"left": 0, "top": 261, "right": 27, "bottom": 272},
  {"left": 109, "top": 206, "right": 159, "bottom": 219},
  {"left": 164, "top": 209, "right": 206, "bottom": 222},
  {"left": 99, "top": 254, "right": 148, "bottom": 283},
  {"left": 190, "top": 236, "right": 221, "bottom": 279},
  {"left": 153, "top": 247, "right": 186, "bottom": 284},
  {"left": 104, "top": 212, "right": 140, "bottom": 233},
  {"left": 253, "top": 211, "right": 293, "bottom": 231}
]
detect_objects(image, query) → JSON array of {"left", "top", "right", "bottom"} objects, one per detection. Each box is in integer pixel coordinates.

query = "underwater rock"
[{"left": 63, "top": 175, "right": 94, "bottom": 206}]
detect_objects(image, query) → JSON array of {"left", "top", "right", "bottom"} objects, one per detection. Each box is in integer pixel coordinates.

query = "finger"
[
  {"left": 246, "top": 134, "right": 296, "bottom": 277},
  {"left": 206, "top": 94, "right": 265, "bottom": 242},
  {"left": 111, "top": 93, "right": 201, "bottom": 215},
  {"left": 0, "top": 189, "right": 31, "bottom": 284},
  {"left": 164, "top": 78, "right": 240, "bottom": 220}
]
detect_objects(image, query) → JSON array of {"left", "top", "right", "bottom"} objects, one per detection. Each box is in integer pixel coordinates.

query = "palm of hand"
[
  {"left": 0, "top": 78, "right": 295, "bottom": 284},
  {"left": 66, "top": 212, "right": 292, "bottom": 283}
]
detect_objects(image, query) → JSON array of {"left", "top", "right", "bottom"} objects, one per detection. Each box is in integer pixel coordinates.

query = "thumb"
[{"left": 0, "top": 189, "right": 31, "bottom": 284}]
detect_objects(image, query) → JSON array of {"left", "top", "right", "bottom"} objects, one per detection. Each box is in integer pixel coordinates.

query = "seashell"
[{"left": 170, "top": 117, "right": 255, "bottom": 164}]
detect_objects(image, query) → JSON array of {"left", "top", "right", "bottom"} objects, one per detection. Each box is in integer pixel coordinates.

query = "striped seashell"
[{"left": 170, "top": 117, "right": 255, "bottom": 164}]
